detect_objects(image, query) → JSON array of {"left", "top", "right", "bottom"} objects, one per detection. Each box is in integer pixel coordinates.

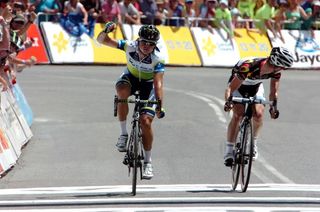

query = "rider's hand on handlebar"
[
  {"left": 224, "top": 96, "right": 234, "bottom": 112},
  {"left": 103, "top": 22, "right": 116, "bottom": 33},
  {"left": 156, "top": 99, "right": 165, "bottom": 119},
  {"left": 156, "top": 107, "right": 165, "bottom": 119},
  {"left": 269, "top": 106, "right": 279, "bottom": 119}
]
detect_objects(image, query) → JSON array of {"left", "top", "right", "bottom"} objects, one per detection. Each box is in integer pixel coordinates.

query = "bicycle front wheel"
[
  {"left": 131, "top": 124, "right": 140, "bottom": 196},
  {"left": 240, "top": 119, "right": 253, "bottom": 192}
]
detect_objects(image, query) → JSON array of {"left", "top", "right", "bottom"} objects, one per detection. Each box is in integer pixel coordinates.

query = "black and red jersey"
[{"left": 228, "top": 57, "right": 281, "bottom": 86}]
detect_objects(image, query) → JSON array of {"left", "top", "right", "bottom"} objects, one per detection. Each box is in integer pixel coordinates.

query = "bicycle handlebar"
[
  {"left": 113, "top": 95, "right": 160, "bottom": 117},
  {"left": 116, "top": 98, "right": 159, "bottom": 104},
  {"left": 231, "top": 97, "right": 274, "bottom": 105}
]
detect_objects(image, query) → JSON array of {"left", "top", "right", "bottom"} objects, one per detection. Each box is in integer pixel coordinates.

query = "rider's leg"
[
  {"left": 252, "top": 104, "right": 265, "bottom": 140},
  {"left": 116, "top": 84, "right": 131, "bottom": 134},
  {"left": 225, "top": 104, "right": 244, "bottom": 165},
  {"left": 115, "top": 84, "right": 131, "bottom": 152},
  {"left": 140, "top": 114, "right": 154, "bottom": 163},
  {"left": 227, "top": 104, "right": 245, "bottom": 143},
  {"left": 140, "top": 114, "right": 154, "bottom": 179}
]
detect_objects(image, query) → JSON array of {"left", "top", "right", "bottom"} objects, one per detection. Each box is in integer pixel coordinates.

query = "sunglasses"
[{"left": 139, "top": 39, "right": 156, "bottom": 47}]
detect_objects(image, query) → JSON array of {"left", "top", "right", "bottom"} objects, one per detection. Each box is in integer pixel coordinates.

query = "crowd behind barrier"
[{"left": 17, "top": 20, "right": 320, "bottom": 69}]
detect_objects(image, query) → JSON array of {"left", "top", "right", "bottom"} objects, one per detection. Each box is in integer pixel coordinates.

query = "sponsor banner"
[
  {"left": 268, "top": 30, "right": 320, "bottom": 69},
  {"left": 16, "top": 24, "right": 50, "bottom": 64},
  {"left": 0, "top": 127, "right": 17, "bottom": 174},
  {"left": 191, "top": 27, "right": 240, "bottom": 67},
  {"left": 0, "top": 92, "right": 25, "bottom": 156},
  {"left": 91, "top": 23, "right": 126, "bottom": 64},
  {"left": 12, "top": 84, "right": 33, "bottom": 127},
  {"left": 41, "top": 22, "right": 94, "bottom": 63},
  {"left": 121, "top": 24, "right": 169, "bottom": 64},
  {"left": 234, "top": 29, "right": 271, "bottom": 59},
  {"left": 156, "top": 26, "right": 201, "bottom": 66},
  {"left": 6, "top": 89, "right": 33, "bottom": 142}
]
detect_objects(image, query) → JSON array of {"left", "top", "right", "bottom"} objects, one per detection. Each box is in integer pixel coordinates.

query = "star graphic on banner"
[
  {"left": 53, "top": 32, "right": 68, "bottom": 53},
  {"left": 202, "top": 36, "right": 216, "bottom": 56}
]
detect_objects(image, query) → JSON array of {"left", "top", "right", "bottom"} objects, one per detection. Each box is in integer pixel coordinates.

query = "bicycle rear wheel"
[
  {"left": 240, "top": 119, "right": 253, "bottom": 192},
  {"left": 131, "top": 125, "right": 139, "bottom": 196}
]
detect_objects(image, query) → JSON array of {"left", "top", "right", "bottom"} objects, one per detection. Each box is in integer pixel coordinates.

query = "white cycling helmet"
[{"left": 269, "top": 47, "right": 294, "bottom": 68}]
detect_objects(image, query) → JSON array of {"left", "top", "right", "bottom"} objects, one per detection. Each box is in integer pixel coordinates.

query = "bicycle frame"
[
  {"left": 114, "top": 91, "right": 158, "bottom": 195},
  {"left": 231, "top": 96, "right": 273, "bottom": 192}
]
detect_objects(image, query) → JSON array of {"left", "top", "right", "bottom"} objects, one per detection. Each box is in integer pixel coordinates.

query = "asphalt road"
[{"left": 0, "top": 65, "right": 319, "bottom": 210}]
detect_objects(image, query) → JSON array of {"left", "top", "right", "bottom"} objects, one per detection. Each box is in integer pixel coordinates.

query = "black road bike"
[
  {"left": 230, "top": 96, "right": 274, "bottom": 192},
  {"left": 114, "top": 91, "right": 159, "bottom": 196}
]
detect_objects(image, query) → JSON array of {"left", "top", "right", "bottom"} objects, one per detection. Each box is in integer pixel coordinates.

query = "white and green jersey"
[{"left": 118, "top": 40, "right": 165, "bottom": 81}]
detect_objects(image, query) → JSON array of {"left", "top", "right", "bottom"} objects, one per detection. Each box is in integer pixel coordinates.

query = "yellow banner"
[
  {"left": 234, "top": 29, "right": 272, "bottom": 58},
  {"left": 91, "top": 24, "right": 126, "bottom": 64},
  {"left": 157, "top": 26, "right": 201, "bottom": 66}
]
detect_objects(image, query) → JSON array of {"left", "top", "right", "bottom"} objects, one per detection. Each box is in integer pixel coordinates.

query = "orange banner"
[{"left": 16, "top": 24, "right": 50, "bottom": 64}]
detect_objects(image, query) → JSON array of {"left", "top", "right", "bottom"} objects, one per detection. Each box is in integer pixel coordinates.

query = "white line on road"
[
  {"left": 1, "top": 207, "right": 320, "bottom": 212},
  {"left": 0, "top": 184, "right": 320, "bottom": 195},
  {"left": 0, "top": 196, "right": 320, "bottom": 206}
]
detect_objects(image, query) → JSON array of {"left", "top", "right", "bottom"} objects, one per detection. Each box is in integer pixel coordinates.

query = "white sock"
[
  {"left": 144, "top": 150, "right": 152, "bottom": 163},
  {"left": 120, "top": 120, "right": 127, "bottom": 135},
  {"left": 226, "top": 141, "right": 234, "bottom": 153}
]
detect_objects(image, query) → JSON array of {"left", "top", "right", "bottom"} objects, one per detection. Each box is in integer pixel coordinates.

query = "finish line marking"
[{"left": 0, "top": 184, "right": 320, "bottom": 196}]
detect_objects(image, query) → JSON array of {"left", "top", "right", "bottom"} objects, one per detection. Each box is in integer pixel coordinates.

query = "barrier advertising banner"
[
  {"left": 92, "top": 24, "right": 126, "bottom": 64},
  {"left": 191, "top": 27, "right": 240, "bottom": 67},
  {"left": 16, "top": 24, "right": 50, "bottom": 64},
  {"left": 268, "top": 30, "right": 320, "bottom": 69},
  {"left": 0, "top": 127, "right": 17, "bottom": 175},
  {"left": 157, "top": 26, "right": 201, "bottom": 66},
  {"left": 41, "top": 22, "right": 94, "bottom": 63},
  {"left": 234, "top": 29, "right": 271, "bottom": 59}
]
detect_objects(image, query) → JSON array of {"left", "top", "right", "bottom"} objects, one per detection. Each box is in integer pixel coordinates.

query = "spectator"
[
  {"left": 237, "top": 0, "right": 255, "bottom": 19},
  {"left": 252, "top": 0, "right": 278, "bottom": 36},
  {"left": 166, "top": 0, "right": 185, "bottom": 26},
  {"left": 185, "top": 0, "right": 196, "bottom": 26},
  {"left": 229, "top": 0, "right": 244, "bottom": 28},
  {"left": 80, "top": 0, "right": 100, "bottom": 37},
  {"left": 119, "top": 0, "right": 141, "bottom": 24},
  {"left": 155, "top": 0, "right": 168, "bottom": 24},
  {"left": 100, "top": 0, "right": 122, "bottom": 24},
  {"left": 60, "top": 0, "right": 91, "bottom": 37},
  {"left": 9, "top": 14, "right": 36, "bottom": 73},
  {"left": 300, "top": 1, "right": 320, "bottom": 38},
  {"left": 131, "top": 0, "right": 142, "bottom": 13},
  {"left": 198, "top": 0, "right": 217, "bottom": 32},
  {"left": 283, "top": 0, "right": 311, "bottom": 30},
  {"left": 215, "top": 0, "right": 240, "bottom": 38},
  {"left": 300, "top": 0, "right": 313, "bottom": 10},
  {"left": 29, "top": 0, "right": 60, "bottom": 22},
  {"left": 140, "top": 0, "right": 162, "bottom": 25},
  {"left": 197, "top": 0, "right": 206, "bottom": 16}
]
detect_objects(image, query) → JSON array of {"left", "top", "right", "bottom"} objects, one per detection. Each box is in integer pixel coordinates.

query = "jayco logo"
[{"left": 294, "top": 52, "right": 320, "bottom": 65}]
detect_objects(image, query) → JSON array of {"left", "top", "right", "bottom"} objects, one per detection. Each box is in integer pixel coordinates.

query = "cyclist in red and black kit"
[{"left": 223, "top": 47, "right": 294, "bottom": 167}]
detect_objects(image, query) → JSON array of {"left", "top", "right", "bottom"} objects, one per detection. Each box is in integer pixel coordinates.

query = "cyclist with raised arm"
[
  {"left": 97, "top": 23, "right": 165, "bottom": 179},
  {"left": 223, "top": 47, "right": 294, "bottom": 167}
]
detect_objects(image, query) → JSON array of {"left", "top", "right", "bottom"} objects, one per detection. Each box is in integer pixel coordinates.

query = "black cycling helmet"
[
  {"left": 269, "top": 46, "right": 294, "bottom": 68},
  {"left": 138, "top": 25, "right": 160, "bottom": 44}
]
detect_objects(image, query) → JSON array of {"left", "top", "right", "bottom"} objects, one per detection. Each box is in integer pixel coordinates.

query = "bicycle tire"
[
  {"left": 232, "top": 133, "right": 241, "bottom": 190},
  {"left": 131, "top": 124, "right": 139, "bottom": 196},
  {"left": 240, "top": 119, "right": 253, "bottom": 192}
]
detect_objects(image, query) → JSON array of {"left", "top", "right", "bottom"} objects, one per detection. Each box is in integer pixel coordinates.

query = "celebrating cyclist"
[
  {"left": 223, "top": 47, "right": 294, "bottom": 167},
  {"left": 97, "top": 23, "right": 165, "bottom": 179}
]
